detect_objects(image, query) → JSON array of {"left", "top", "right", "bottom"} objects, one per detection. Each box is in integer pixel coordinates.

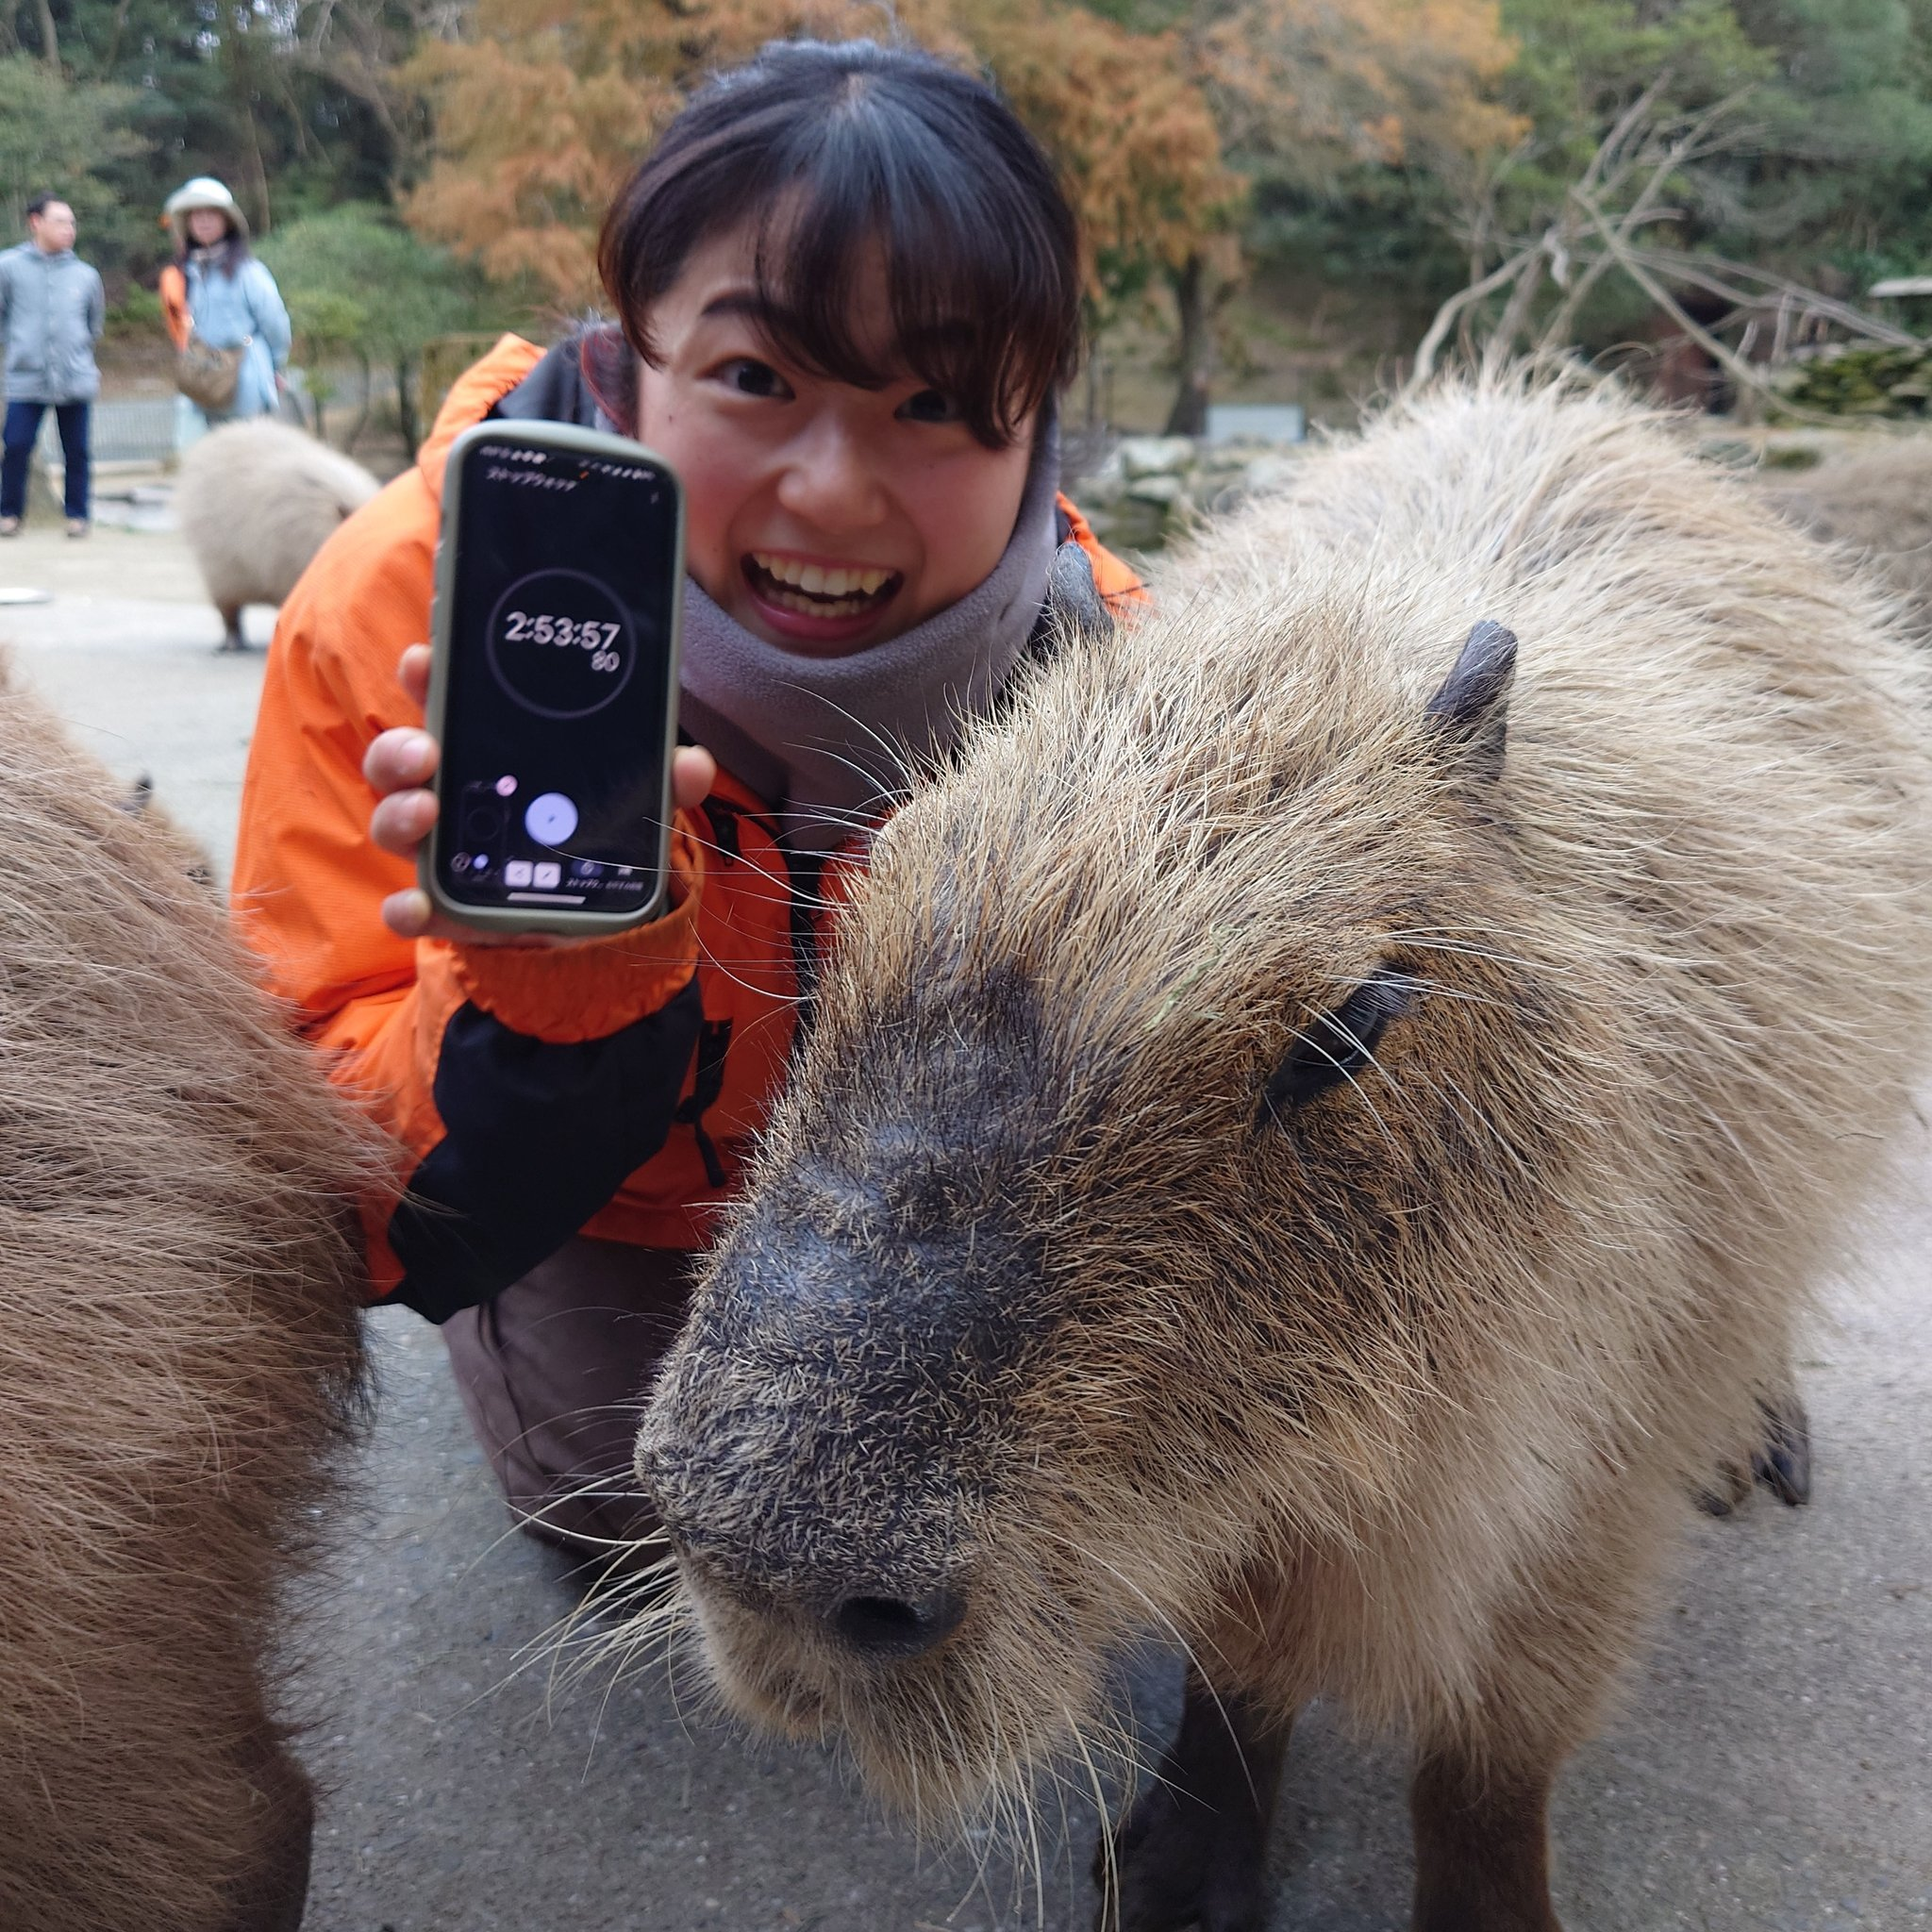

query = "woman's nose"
[{"left": 774, "top": 416, "right": 889, "bottom": 531}]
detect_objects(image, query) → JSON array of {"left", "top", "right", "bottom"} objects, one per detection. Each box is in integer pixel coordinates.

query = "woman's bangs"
[{"left": 748, "top": 118, "right": 1075, "bottom": 446}]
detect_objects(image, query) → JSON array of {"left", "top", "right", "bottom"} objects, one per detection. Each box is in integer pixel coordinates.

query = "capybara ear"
[
  {"left": 1425, "top": 618, "right": 1518, "bottom": 782},
  {"left": 1031, "top": 541, "right": 1113, "bottom": 662}
]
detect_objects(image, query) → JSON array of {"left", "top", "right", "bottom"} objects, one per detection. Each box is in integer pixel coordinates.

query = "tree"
[
  {"left": 1404, "top": 1, "right": 1932, "bottom": 404},
  {"left": 0, "top": 55, "right": 144, "bottom": 240},
  {"left": 401, "top": 0, "right": 1235, "bottom": 397},
  {"left": 1721, "top": 0, "right": 1932, "bottom": 279},
  {"left": 955, "top": 0, "right": 1237, "bottom": 324},
  {"left": 5, "top": 0, "right": 415, "bottom": 276},
  {"left": 1160, "top": 0, "right": 1524, "bottom": 425},
  {"left": 258, "top": 204, "right": 508, "bottom": 453}
]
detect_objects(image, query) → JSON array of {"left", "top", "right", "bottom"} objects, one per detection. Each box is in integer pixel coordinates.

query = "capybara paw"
[
  {"left": 1092, "top": 1784, "right": 1269, "bottom": 1932},
  {"left": 1698, "top": 1391, "right": 1813, "bottom": 1515},
  {"left": 1752, "top": 1390, "right": 1811, "bottom": 1507}
]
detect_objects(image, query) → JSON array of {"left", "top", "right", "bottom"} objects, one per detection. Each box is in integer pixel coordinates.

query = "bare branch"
[
  {"left": 1407, "top": 247, "right": 1537, "bottom": 393},
  {"left": 1641, "top": 249, "right": 1920, "bottom": 348},
  {"left": 1574, "top": 195, "right": 1847, "bottom": 426},
  {"left": 1538, "top": 87, "right": 1760, "bottom": 352},
  {"left": 1483, "top": 242, "right": 1549, "bottom": 376},
  {"left": 1576, "top": 72, "right": 1674, "bottom": 200}
]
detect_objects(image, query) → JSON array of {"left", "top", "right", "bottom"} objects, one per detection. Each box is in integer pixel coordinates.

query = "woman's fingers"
[
  {"left": 378, "top": 885, "right": 559, "bottom": 948},
  {"left": 397, "top": 642, "right": 432, "bottom": 709},
  {"left": 369, "top": 786, "right": 439, "bottom": 859},
  {"left": 364, "top": 724, "right": 438, "bottom": 798},
  {"left": 374, "top": 652, "right": 712, "bottom": 940},
  {"left": 379, "top": 886, "right": 436, "bottom": 941},
  {"left": 672, "top": 743, "right": 717, "bottom": 813}
]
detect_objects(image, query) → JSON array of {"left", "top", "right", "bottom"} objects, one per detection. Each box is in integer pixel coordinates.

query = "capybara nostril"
[{"left": 829, "top": 1589, "right": 967, "bottom": 1660}]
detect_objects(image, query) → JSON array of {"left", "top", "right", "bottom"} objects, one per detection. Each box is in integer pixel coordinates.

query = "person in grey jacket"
[{"left": 0, "top": 194, "right": 104, "bottom": 538}]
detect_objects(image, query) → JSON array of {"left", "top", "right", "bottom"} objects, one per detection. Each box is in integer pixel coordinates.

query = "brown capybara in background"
[
  {"left": 176, "top": 419, "right": 379, "bottom": 653},
  {"left": 1754, "top": 435, "right": 1932, "bottom": 631},
  {"left": 633, "top": 379, "right": 1932, "bottom": 1930},
  {"left": 0, "top": 662, "right": 372, "bottom": 1931}
]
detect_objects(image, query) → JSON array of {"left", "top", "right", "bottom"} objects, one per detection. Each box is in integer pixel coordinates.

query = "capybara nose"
[{"left": 828, "top": 1588, "right": 967, "bottom": 1660}]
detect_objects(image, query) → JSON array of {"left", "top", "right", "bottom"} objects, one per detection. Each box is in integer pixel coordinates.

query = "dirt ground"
[{"left": 2, "top": 512, "right": 1929, "bottom": 1931}]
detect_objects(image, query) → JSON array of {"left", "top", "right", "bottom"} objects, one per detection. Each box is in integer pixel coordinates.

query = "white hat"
[{"left": 164, "top": 176, "right": 248, "bottom": 243}]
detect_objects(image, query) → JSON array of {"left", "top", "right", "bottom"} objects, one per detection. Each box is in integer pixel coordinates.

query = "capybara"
[
  {"left": 1754, "top": 434, "right": 1932, "bottom": 631},
  {"left": 0, "top": 660, "right": 372, "bottom": 1931},
  {"left": 175, "top": 418, "right": 379, "bottom": 652},
  {"left": 633, "top": 379, "right": 1932, "bottom": 1929}
]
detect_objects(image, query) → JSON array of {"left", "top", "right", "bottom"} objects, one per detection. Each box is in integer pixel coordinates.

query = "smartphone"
[{"left": 422, "top": 420, "right": 685, "bottom": 936}]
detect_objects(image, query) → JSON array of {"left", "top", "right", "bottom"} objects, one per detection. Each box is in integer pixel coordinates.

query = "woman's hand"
[{"left": 365, "top": 643, "right": 717, "bottom": 947}]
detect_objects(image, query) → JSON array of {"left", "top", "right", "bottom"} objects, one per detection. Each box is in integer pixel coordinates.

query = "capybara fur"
[
  {"left": 634, "top": 379, "right": 1932, "bottom": 1928},
  {"left": 176, "top": 419, "right": 379, "bottom": 652},
  {"left": 1754, "top": 434, "right": 1932, "bottom": 631},
  {"left": 0, "top": 660, "right": 374, "bottom": 1931}
]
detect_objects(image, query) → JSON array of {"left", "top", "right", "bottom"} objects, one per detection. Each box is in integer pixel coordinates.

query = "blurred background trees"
[
  {"left": 256, "top": 205, "right": 508, "bottom": 452},
  {"left": 7, "top": 0, "right": 1932, "bottom": 433}
]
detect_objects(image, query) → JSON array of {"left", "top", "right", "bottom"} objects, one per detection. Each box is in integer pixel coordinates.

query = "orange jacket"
[
  {"left": 231, "top": 334, "right": 1144, "bottom": 1318},
  {"left": 158, "top": 264, "right": 191, "bottom": 352}
]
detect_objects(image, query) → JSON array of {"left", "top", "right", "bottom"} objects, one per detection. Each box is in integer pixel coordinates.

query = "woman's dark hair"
[
  {"left": 177, "top": 217, "right": 251, "bottom": 279},
  {"left": 597, "top": 39, "right": 1082, "bottom": 448}
]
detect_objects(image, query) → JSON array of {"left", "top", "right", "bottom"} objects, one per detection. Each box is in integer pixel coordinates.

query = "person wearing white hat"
[{"left": 158, "top": 177, "right": 291, "bottom": 446}]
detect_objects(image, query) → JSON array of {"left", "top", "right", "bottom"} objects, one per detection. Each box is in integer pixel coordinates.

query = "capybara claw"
[
  {"left": 1696, "top": 1460, "right": 1753, "bottom": 1517},
  {"left": 1093, "top": 1785, "right": 1269, "bottom": 1932},
  {"left": 1699, "top": 1390, "right": 1812, "bottom": 1514},
  {"left": 1752, "top": 1391, "right": 1812, "bottom": 1507}
]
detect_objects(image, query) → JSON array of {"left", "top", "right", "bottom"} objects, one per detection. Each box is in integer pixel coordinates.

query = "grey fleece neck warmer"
[{"left": 677, "top": 414, "right": 1061, "bottom": 851}]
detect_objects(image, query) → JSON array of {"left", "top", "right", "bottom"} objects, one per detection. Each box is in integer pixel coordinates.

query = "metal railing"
[{"left": 37, "top": 396, "right": 180, "bottom": 465}]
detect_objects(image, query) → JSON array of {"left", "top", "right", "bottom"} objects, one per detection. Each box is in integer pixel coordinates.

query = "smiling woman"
[
  {"left": 229, "top": 36, "right": 1143, "bottom": 1578},
  {"left": 621, "top": 216, "right": 1040, "bottom": 661}
]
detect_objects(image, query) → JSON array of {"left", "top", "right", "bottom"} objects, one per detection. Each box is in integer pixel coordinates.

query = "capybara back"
[
  {"left": 175, "top": 419, "right": 379, "bottom": 645},
  {"left": 0, "top": 663, "right": 371, "bottom": 1931}
]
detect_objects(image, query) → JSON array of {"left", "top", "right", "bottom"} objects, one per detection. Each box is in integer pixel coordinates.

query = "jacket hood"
[{"left": 414, "top": 334, "right": 546, "bottom": 506}]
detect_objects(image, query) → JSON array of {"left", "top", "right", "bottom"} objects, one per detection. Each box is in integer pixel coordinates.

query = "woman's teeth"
[{"left": 748, "top": 552, "right": 897, "bottom": 618}]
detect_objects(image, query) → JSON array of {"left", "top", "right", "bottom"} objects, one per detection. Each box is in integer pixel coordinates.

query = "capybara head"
[
  {"left": 636, "top": 381, "right": 1932, "bottom": 1832},
  {"left": 638, "top": 595, "right": 1621, "bottom": 1822}
]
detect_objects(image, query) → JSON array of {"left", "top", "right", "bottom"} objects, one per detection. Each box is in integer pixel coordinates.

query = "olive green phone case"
[{"left": 420, "top": 419, "right": 686, "bottom": 937}]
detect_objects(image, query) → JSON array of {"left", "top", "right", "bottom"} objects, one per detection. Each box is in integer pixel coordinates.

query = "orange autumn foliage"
[
  {"left": 1190, "top": 0, "right": 1524, "bottom": 186},
  {"left": 403, "top": 0, "right": 1234, "bottom": 308}
]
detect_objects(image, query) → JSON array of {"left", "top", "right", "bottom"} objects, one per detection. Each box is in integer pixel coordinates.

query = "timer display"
[{"left": 486, "top": 566, "right": 636, "bottom": 720}]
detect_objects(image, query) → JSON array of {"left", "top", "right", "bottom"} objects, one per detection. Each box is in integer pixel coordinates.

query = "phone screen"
[{"left": 434, "top": 432, "right": 680, "bottom": 918}]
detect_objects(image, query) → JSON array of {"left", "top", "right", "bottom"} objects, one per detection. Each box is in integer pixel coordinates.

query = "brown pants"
[{"left": 440, "top": 1236, "right": 694, "bottom": 1557}]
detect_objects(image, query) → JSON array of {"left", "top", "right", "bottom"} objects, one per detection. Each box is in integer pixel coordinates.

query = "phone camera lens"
[{"left": 464, "top": 804, "right": 505, "bottom": 841}]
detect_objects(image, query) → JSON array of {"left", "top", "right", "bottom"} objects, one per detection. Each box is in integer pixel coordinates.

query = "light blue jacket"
[
  {"left": 0, "top": 242, "right": 105, "bottom": 404},
  {"left": 182, "top": 252, "right": 291, "bottom": 419}
]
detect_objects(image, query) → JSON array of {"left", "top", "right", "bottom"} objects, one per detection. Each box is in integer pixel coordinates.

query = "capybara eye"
[{"left": 1258, "top": 971, "right": 1418, "bottom": 1124}]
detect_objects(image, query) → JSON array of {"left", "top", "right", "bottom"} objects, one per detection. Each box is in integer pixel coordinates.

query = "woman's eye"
[
  {"left": 717, "top": 358, "right": 792, "bottom": 400},
  {"left": 897, "top": 388, "right": 961, "bottom": 424}
]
